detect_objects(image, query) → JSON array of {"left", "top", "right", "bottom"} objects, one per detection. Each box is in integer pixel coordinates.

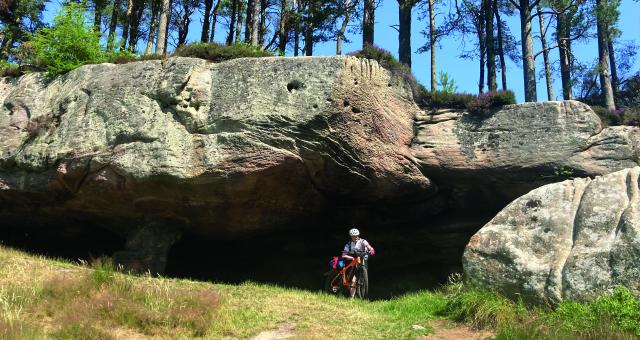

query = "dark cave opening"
[{"left": 0, "top": 207, "right": 497, "bottom": 300}]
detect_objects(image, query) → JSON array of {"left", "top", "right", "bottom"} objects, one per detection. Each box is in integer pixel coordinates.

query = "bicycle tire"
[
  {"left": 355, "top": 266, "right": 369, "bottom": 299},
  {"left": 324, "top": 269, "right": 342, "bottom": 296}
]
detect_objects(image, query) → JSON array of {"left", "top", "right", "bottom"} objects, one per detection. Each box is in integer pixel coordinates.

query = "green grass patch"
[
  {"left": 0, "top": 60, "right": 22, "bottom": 77},
  {"left": 0, "top": 246, "right": 638, "bottom": 339}
]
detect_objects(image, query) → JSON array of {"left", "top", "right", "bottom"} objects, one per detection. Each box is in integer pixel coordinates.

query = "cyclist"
[{"left": 341, "top": 228, "right": 375, "bottom": 297}]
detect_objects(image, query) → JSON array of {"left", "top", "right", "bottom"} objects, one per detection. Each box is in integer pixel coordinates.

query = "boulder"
[{"left": 463, "top": 167, "right": 640, "bottom": 303}]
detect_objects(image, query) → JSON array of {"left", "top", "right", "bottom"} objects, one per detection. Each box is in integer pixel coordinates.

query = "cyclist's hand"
[{"left": 369, "top": 248, "right": 375, "bottom": 256}]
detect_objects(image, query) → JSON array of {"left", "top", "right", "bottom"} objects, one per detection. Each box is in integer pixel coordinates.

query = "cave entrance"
[{"left": 164, "top": 219, "right": 478, "bottom": 300}]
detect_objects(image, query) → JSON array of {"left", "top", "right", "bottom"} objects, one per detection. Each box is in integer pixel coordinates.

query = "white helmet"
[{"left": 349, "top": 228, "right": 360, "bottom": 237}]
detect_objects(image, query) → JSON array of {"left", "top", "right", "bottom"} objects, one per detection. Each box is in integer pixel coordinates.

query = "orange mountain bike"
[{"left": 324, "top": 251, "right": 369, "bottom": 299}]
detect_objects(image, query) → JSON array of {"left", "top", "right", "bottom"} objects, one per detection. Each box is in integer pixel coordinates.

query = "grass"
[{"left": 0, "top": 246, "right": 638, "bottom": 339}]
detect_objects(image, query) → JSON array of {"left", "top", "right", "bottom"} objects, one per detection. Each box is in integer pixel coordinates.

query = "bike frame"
[{"left": 332, "top": 256, "right": 362, "bottom": 290}]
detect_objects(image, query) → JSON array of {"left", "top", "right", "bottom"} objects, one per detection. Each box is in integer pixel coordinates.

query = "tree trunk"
[
  {"left": 120, "top": 0, "right": 133, "bottom": 50},
  {"left": 494, "top": 1, "right": 507, "bottom": 90},
  {"left": 201, "top": 0, "right": 214, "bottom": 42},
  {"left": 163, "top": 0, "right": 171, "bottom": 51},
  {"left": 304, "top": 2, "right": 314, "bottom": 56},
  {"left": 128, "top": 0, "right": 145, "bottom": 51},
  {"left": 596, "top": 0, "right": 615, "bottom": 111},
  {"left": 519, "top": 0, "right": 536, "bottom": 101},
  {"left": 209, "top": 0, "right": 222, "bottom": 42},
  {"left": 398, "top": 0, "right": 413, "bottom": 67},
  {"left": 235, "top": 0, "right": 245, "bottom": 43},
  {"left": 245, "top": 0, "right": 255, "bottom": 43},
  {"left": 258, "top": 0, "right": 267, "bottom": 46},
  {"left": 537, "top": 5, "right": 553, "bottom": 100},
  {"left": 293, "top": 0, "right": 300, "bottom": 56},
  {"left": 608, "top": 37, "right": 618, "bottom": 96},
  {"left": 336, "top": 0, "right": 352, "bottom": 55},
  {"left": 94, "top": 0, "right": 107, "bottom": 35},
  {"left": 278, "top": 0, "right": 288, "bottom": 54},
  {"left": 556, "top": 10, "right": 572, "bottom": 99},
  {"left": 226, "top": 0, "right": 238, "bottom": 45},
  {"left": 251, "top": 0, "right": 260, "bottom": 45},
  {"left": 477, "top": 5, "right": 485, "bottom": 94},
  {"left": 156, "top": 0, "right": 170, "bottom": 54},
  {"left": 107, "top": 0, "right": 120, "bottom": 51},
  {"left": 145, "top": 0, "right": 160, "bottom": 54},
  {"left": 428, "top": 0, "right": 436, "bottom": 92},
  {"left": 363, "top": 0, "right": 374, "bottom": 47},
  {"left": 484, "top": 0, "right": 496, "bottom": 91}
]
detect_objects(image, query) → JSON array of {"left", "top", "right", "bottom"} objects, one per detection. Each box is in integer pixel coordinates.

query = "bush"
[
  {"left": 175, "top": 42, "right": 273, "bottom": 63},
  {"left": 0, "top": 60, "right": 21, "bottom": 77},
  {"left": 106, "top": 50, "right": 164, "bottom": 64},
  {"left": 592, "top": 105, "right": 640, "bottom": 127},
  {"left": 30, "top": 3, "right": 104, "bottom": 77},
  {"left": 420, "top": 91, "right": 476, "bottom": 109},
  {"left": 466, "top": 90, "right": 517, "bottom": 117}
]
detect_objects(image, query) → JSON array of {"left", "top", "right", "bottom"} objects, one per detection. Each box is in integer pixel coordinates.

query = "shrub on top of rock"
[
  {"left": 420, "top": 91, "right": 476, "bottom": 109},
  {"left": 592, "top": 105, "right": 640, "bottom": 127},
  {"left": 0, "top": 60, "right": 21, "bottom": 77},
  {"left": 466, "top": 90, "right": 517, "bottom": 117},
  {"left": 30, "top": 3, "right": 104, "bottom": 78},
  {"left": 175, "top": 42, "right": 273, "bottom": 63}
]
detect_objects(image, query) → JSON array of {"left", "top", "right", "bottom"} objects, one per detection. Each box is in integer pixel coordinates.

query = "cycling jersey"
[{"left": 342, "top": 238, "right": 373, "bottom": 255}]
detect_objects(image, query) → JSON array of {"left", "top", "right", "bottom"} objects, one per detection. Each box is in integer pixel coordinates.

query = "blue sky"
[{"left": 44, "top": 0, "right": 640, "bottom": 103}]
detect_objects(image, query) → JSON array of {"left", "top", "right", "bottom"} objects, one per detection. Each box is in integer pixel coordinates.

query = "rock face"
[
  {"left": 1, "top": 56, "right": 640, "bottom": 279},
  {"left": 412, "top": 102, "right": 640, "bottom": 208},
  {"left": 0, "top": 56, "right": 429, "bottom": 238},
  {"left": 464, "top": 167, "right": 640, "bottom": 303}
]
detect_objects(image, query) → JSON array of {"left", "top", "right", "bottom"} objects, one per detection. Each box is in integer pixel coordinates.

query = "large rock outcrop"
[
  {"left": 412, "top": 102, "right": 640, "bottom": 208},
  {"left": 463, "top": 167, "right": 640, "bottom": 303},
  {"left": 0, "top": 56, "right": 430, "bottom": 238}
]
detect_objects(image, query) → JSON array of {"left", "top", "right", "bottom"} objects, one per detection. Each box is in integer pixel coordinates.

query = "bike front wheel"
[{"left": 324, "top": 269, "right": 343, "bottom": 296}]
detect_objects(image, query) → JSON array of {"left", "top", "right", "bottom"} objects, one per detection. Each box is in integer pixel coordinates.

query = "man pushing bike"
[{"left": 341, "top": 228, "right": 375, "bottom": 297}]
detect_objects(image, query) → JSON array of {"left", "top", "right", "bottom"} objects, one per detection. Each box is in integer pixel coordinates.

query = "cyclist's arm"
[
  {"left": 341, "top": 243, "right": 354, "bottom": 260},
  {"left": 363, "top": 240, "right": 375, "bottom": 255}
]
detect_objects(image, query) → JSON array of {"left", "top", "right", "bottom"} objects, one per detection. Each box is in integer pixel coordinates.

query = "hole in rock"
[{"left": 286, "top": 80, "right": 304, "bottom": 92}]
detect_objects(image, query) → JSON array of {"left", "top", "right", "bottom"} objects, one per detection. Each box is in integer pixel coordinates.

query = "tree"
[
  {"left": 155, "top": 0, "right": 170, "bottom": 53},
  {"left": 208, "top": 0, "right": 223, "bottom": 42},
  {"left": 171, "top": 0, "right": 198, "bottom": 47},
  {"left": 336, "top": 0, "right": 359, "bottom": 55},
  {"left": 595, "top": 0, "right": 614, "bottom": 110},
  {"left": 397, "top": 0, "right": 418, "bottom": 67},
  {"left": 277, "top": 0, "right": 289, "bottom": 54},
  {"left": 536, "top": 4, "right": 553, "bottom": 100},
  {"left": 106, "top": 0, "right": 120, "bottom": 50},
  {"left": 31, "top": 3, "right": 103, "bottom": 76},
  {"left": 362, "top": 0, "right": 374, "bottom": 46},
  {"left": 484, "top": 0, "right": 496, "bottom": 91},
  {"left": 508, "top": 0, "right": 539, "bottom": 101},
  {"left": 201, "top": 0, "right": 215, "bottom": 42},
  {"left": 144, "top": 0, "right": 161, "bottom": 54},
  {"left": 0, "top": 0, "right": 47, "bottom": 60}
]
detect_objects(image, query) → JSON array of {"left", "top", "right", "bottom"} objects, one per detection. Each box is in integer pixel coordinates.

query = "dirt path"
[
  {"left": 421, "top": 320, "right": 495, "bottom": 340},
  {"left": 250, "top": 323, "right": 296, "bottom": 340}
]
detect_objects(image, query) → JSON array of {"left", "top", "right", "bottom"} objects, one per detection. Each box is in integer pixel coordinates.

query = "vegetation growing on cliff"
[{"left": 1, "top": 246, "right": 638, "bottom": 339}]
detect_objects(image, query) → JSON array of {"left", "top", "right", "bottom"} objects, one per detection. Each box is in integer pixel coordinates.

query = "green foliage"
[
  {"left": 438, "top": 71, "right": 458, "bottom": 93},
  {"left": 30, "top": 3, "right": 104, "bottom": 77},
  {"left": 421, "top": 91, "right": 476, "bottom": 109},
  {"left": 0, "top": 60, "right": 21, "bottom": 77},
  {"left": 466, "top": 90, "right": 517, "bottom": 116},
  {"left": 90, "top": 256, "right": 115, "bottom": 287},
  {"left": 554, "top": 166, "right": 575, "bottom": 177},
  {"left": 591, "top": 105, "right": 640, "bottom": 127},
  {"left": 175, "top": 42, "right": 274, "bottom": 63},
  {"left": 106, "top": 50, "right": 164, "bottom": 64}
]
